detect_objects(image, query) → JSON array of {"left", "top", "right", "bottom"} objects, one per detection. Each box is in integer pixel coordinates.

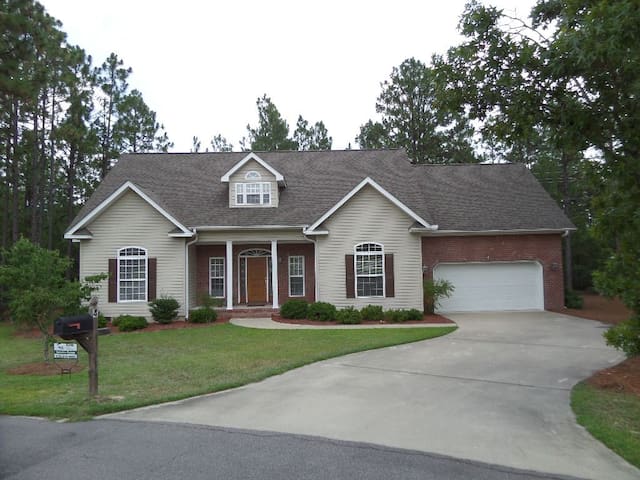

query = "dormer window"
[{"left": 236, "top": 182, "right": 271, "bottom": 205}]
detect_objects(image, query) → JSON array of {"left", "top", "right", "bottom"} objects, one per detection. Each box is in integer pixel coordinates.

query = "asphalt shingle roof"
[{"left": 69, "top": 149, "right": 574, "bottom": 233}]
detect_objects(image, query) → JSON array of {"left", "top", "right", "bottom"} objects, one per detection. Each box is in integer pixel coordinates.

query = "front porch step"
[{"left": 217, "top": 307, "right": 279, "bottom": 319}]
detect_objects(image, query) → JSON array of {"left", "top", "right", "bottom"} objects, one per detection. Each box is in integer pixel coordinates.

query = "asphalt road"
[{"left": 0, "top": 416, "right": 581, "bottom": 480}]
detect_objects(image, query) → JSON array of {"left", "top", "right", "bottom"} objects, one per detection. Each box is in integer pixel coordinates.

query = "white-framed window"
[
  {"left": 355, "top": 243, "right": 384, "bottom": 298},
  {"left": 117, "top": 247, "right": 147, "bottom": 302},
  {"left": 236, "top": 182, "right": 271, "bottom": 205},
  {"left": 209, "top": 257, "right": 225, "bottom": 298},
  {"left": 288, "top": 255, "right": 305, "bottom": 297}
]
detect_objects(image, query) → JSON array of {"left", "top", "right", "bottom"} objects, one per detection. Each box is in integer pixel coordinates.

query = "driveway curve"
[{"left": 106, "top": 312, "right": 639, "bottom": 480}]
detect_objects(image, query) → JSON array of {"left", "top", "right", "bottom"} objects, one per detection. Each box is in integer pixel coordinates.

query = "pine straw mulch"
[{"left": 563, "top": 293, "right": 639, "bottom": 398}]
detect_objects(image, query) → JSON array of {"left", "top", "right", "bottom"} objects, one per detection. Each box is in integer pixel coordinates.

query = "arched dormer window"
[
  {"left": 245, "top": 170, "right": 261, "bottom": 180},
  {"left": 117, "top": 247, "right": 148, "bottom": 302},
  {"left": 354, "top": 243, "right": 384, "bottom": 297}
]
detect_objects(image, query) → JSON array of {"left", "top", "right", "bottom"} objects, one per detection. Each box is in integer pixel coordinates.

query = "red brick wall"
[
  {"left": 421, "top": 234, "right": 565, "bottom": 310},
  {"left": 194, "top": 243, "right": 315, "bottom": 306},
  {"left": 277, "top": 243, "right": 316, "bottom": 304}
]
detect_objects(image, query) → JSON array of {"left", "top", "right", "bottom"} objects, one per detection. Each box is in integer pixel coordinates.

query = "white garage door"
[{"left": 433, "top": 262, "right": 544, "bottom": 312}]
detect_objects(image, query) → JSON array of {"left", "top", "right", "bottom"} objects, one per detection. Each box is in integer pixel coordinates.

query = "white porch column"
[
  {"left": 226, "top": 240, "right": 233, "bottom": 310},
  {"left": 271, "top": 240, "right": 279, "bottom": 309}
]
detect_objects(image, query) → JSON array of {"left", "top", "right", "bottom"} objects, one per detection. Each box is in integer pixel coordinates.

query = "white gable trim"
[
  {"left": 221, "top": 152, "right": 285, "bottom": 186},
  {"left": 304, "top": 177, "right": 437, "bottom": 235},
  {"left": 64, "top": 181, "right": 193, "bottom": 239}
]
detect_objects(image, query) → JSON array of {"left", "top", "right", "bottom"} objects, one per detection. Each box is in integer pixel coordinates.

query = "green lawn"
[
  {"left": 0, "top": 322, "right": 455, "bottom": 420},
  {"left": 572, "top": 382, "right": 640, "bottom": 469}
]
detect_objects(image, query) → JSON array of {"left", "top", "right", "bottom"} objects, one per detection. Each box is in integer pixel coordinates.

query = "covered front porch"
[{"left": 190, "top": 239, "right": 315, "bottom": 311}]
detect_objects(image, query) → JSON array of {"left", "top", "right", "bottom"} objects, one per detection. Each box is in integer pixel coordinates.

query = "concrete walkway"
[
  {"left": 230, "top": 317, "right": 455, "bottom": 329},
  {"left": 106, "top": 312, "right": 639, "bottom": 480}
]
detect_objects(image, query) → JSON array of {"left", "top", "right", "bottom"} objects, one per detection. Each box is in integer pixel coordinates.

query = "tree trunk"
[
  {"left": 11, "top": 100, "right": 20, "bottom": 243},
  {"left": 561, "top": 152, "right": 573, "bottom": 292}
]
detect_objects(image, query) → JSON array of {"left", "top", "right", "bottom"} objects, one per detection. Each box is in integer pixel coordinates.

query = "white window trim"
[
  {"left": 209, "top": 257, "right": 225, "bottom": 298},
  {"left": 354, "top": 242, "right": 385, "bottom": 298},
  {"left": 235, "top": 182, "right": 271, "bottom": 206},
  {"left": 117, "top": 246, "right": 148, "bottom": 303},
  {"left": 288, "top": 255, "right": 305, "bottom": 297}
]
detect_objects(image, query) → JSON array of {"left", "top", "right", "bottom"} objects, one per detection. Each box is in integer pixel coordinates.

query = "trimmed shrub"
[
  {"left": 199, "top": 293, "right": 224, "bottom": 309},
  {"left": 280, "top": 299, "right": 309, "bottom": 319},
  {"left": 337, "top": 306, "right": 362, "bottom": 324},
  {"left": 423, "top": 279, "right": 455, "bottom": 314},
  {"left": 149, "top": 296, "right": 180, "bottom": 324},
  {"left": 116, "top": 315, "right": 148, "bottom": 332},
  {"left": 384, "top": 309, "right": 409, "bottom": 323},
  {"left": 308, "top": 302, "right": 337, "bottom": 322},
  {"left": 97, "top": 313, "right": 107, "bottom": 328},
  {"left": 565, "top": 289, "right": 584, "bottom": 309},
  {"left": 189, "top": 308, "right": 217, "bottom": 324},
  {"left": 406, "top": 308, "right": 424, "bottom": 321},
  {"left": 360, "top": 304, "right": 384, "bottom": 321}
]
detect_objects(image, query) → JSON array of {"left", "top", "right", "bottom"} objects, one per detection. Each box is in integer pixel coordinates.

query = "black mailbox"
[{"left": 54, "top": 314, "right": 94, "bottom": 340}]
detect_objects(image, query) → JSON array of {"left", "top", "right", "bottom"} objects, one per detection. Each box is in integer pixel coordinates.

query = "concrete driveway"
[{"left": 106, "top": 312, "right": 639, "bottom": 480}]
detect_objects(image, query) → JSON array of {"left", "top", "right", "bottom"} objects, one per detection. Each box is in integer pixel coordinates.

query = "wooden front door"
[{"left": 247, "top": 257, "right": 268, "bottom": 305}]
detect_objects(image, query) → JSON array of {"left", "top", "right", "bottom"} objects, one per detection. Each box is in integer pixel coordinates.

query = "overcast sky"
[{"left": 40, "top": 0, "right": 535, "bottom": 152}]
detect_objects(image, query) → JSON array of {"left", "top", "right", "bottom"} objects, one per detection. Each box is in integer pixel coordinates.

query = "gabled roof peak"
[{"left": 220, "top": 152, "right": 286, "bottom": 186}]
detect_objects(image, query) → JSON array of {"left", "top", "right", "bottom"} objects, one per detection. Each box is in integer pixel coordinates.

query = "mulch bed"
[
  {"left": 563, "top": 293, "right": 639, "bottom": 398},
  {"left": 587, "top": 356, "right": 640, "bottom": 398},
  {"left": 272, "top": 313, "right": 455, "bottom": 326},
  {"left": 562, "top": 292, "right": 632, "bottom": 325}
]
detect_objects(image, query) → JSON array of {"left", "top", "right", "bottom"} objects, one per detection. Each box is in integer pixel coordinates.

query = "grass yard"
[
  {"left": 572, "top": 382, "right": 640, "bottom": 469},
  {"left": 0, "top": 322, "right": 455, "bottom": 420}
]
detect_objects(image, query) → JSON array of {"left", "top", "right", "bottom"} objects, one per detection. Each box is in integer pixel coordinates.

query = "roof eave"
[{"left": 420, "top": 228, "right": 577, "bottom": 237}]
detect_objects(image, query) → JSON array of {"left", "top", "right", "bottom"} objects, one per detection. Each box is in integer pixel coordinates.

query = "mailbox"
[{"left": 54, "top": 314, "right": 94, "bottom": 340}]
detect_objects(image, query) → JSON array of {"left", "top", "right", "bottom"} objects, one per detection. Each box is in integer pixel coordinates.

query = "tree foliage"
[
  {"left": 438, "top": 0, "right": 640, "bottom": 353},
  {"left": 0, "top": 238, "right": 86, "bottom": 360},
  {"left": 357, "top": 58, "right": 479, "bottom": 164},
  {"left": 244, "top": 94, "right": 332, "bottom": 151},
  {"left": 0, "top": 0, "right": 172, "bottom": 257}
]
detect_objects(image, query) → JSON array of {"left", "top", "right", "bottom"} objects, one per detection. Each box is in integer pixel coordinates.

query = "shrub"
[
  {"left": 604, "top": 316, "right": 640, "bottom": 356},
  {"left": 406, "top": 308, "right": 424, "bottom": 321},
  {"left": 97, "top": 313, "right": 107, "bottom": 328},
  {"left": 198, "top": 293, "right": 224, "bottom": 309},
  {"left": 385, "top": 309, "right": 409, "bottom": 323},
  {"left": 280, "top": 299, "right": 309, "bottom": 319},
  {"left": 189, "top": 307, "right": 217, "bottom": 324},
  {"left": 116, "top": 315, "right": 148, "bottom": 332},
  {"left": 149, "top": 296, "right": 180, "bottom": 324},
  {"left": 337, "top": 306, "right": 362, "bottom": 324},
  {"left": 565, "top": 289, "right": 584, "bottom": 309},
  {"left": 423, "top": 279, "right": 455, "bottom": 314},
  {"left": 308, "top": 302, "right": 337, "bottom": 321},
  {"left": 360, "top": 304, "right": 384, "bottom": 321}
]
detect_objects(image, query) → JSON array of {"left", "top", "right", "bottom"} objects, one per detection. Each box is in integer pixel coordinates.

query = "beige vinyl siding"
[
  {"left": 79, "top": 190, "right": 186, "bottom": 319},
  {"left": 228, "top": 160, "right": 279, "bottom": 207},
  {"left": 316, "top": 185, "right": 423, "bottom": 310},
  {"left": 198, "top": 229, "right": 308, "bottom": 243}
]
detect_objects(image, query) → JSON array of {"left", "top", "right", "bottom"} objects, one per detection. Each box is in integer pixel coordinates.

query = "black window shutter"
[
  {"left": 385, "top": 253, "right": 395, "bottom": 298},
  {"left": 345, "top": 254, "right": 355, "bottom": 298},
  {"left": 148, "top": 258, "right": 157, "bottom": 301},
  {"left": 108, "top": 258, "right": 117, "bottom": 303}
]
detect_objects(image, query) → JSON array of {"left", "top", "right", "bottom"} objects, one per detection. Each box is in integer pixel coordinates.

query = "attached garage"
[{"left": 433, "top": 262, "right": 544, "bottom": 312}]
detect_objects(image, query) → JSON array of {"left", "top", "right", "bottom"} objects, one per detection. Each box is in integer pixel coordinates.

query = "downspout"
[{"left": 184, "top": 229, "right": 199, "bottom": 320}]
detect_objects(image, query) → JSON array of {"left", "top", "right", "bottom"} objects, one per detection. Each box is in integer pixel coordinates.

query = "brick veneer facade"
[
  {"left": 421, "top": 234, "right": 565, "bottom": 310},
  {"left": 194, "top": 243, "right": 315, "bottom": 307}
]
